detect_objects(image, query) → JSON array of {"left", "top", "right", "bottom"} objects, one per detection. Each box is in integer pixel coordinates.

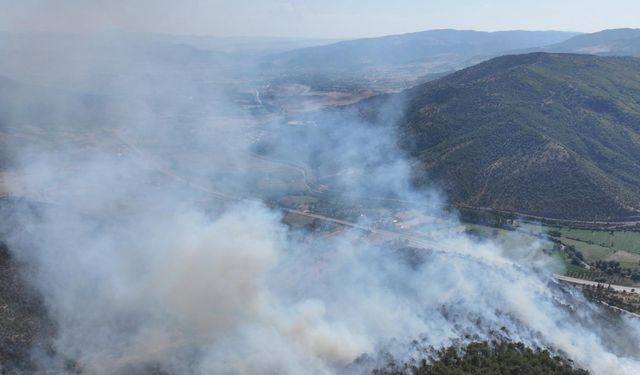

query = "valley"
[{"left": 3, "top": 21, "right": 640, "bottom": 374}]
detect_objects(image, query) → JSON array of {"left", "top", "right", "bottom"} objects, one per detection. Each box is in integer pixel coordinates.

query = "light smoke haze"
[
  {"left": 1, "top": 0, "right": 640, "bottom": 37},
  {"left": 1, "top": 4, "right": 640, "bottom": 375}
]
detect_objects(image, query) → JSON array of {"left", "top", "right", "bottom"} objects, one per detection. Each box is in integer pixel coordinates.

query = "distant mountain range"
[
  {"left": 262, "top": 28, "right": 640, "bottom": 94},
  {"left": 262, "top": 29, "right": 579, "bottom": 77},
  {"left": 375, "top": 53, "right": 640, "bottom": 220},
  {"left": 530, "top": 28, "right": 640, "bottom": 56}
]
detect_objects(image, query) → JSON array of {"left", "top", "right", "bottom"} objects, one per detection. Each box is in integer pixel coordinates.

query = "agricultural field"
[
  {"left": 556, "top": 228, "right": 640, "bottom": 253},
  {"left": 558, "top": 238, "right": 615, "bottom": 261},
  {"left": 549, "top": 227, "right": 640, "bottom": 269},
  {"left": 465, "top": 223, "right": 549, "bottom": 250},
  {"left": 464, "top": 223, "right": 560, "bottom": 271},
  {"left": 464, "top": 218, "right": 640, "bottom": 285}
]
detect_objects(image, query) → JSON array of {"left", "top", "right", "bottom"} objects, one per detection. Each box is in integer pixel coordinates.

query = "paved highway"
[
  {"left": 555, "top": 274, "right": 640, "bottom": 294},
  {"left": 115, "top": 131, "right": 640, "bottom": 296}
]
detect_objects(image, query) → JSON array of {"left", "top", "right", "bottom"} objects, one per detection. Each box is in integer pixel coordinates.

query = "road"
[
  {"left": 114, "top": 131, "right": 640, "bottom": 296},
  {"left": 555, "top": 274, "right": 640, "bottom": 294},
  {"left": 456, "top": 204, "right": 640, "bottom": 227},
  {"left": 244, "top": 153, "right": 640, "bottom": 227},
  {"left": 113, "top": 131, "right": 464, "bottom": 252}
]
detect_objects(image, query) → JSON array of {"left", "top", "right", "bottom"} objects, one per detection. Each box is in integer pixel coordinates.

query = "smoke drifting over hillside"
[{"left": 1, "top": 30, "right": 640, "bottom": 375}]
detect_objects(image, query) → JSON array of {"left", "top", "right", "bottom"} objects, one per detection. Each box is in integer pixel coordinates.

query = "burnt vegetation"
[
  {"left": 376, "top": 341, "right": 588, "bottom": 375},
  {"left": 0, "top": 243, "right": 55, "bottom": 373}
]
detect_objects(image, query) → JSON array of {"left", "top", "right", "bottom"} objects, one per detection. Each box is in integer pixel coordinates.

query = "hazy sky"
[{"left": 2, "top": 0, "right": 640, "bottom": 38}]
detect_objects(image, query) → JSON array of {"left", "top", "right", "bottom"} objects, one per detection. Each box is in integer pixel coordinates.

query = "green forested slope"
[{"left": 397, "top": 53, "right": 640, "bottom": 219}]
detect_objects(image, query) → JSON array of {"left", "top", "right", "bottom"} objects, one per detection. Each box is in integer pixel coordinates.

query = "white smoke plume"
[{"left": 0, "top": 25, "right": 640, "bottom": 375}]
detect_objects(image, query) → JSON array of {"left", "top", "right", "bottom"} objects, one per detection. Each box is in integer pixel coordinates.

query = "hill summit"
[{"left": 396, "top": 53, "right": 640, "bottom": 220}]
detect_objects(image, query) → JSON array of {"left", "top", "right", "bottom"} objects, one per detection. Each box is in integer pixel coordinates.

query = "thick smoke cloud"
[{"left": 1, "top": 30, "right": 640, "bottom": 375}]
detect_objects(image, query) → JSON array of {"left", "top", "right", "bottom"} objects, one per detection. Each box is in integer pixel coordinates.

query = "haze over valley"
[{"left": 2, "top": 2, "right": 640, "bottom": 374}]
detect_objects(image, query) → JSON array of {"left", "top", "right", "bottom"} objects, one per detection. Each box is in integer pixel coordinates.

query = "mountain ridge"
[
  {"left": 263, "top": 29, "right": 579, "bottom": 75},
  {"left": 521, "top": 28, "right": 640, "bottom": 56},
  {"left": 386, "top": 52, "right": 640, "bottom": 220}
]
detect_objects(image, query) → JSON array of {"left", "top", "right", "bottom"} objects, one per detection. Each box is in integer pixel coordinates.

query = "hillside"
[
  {"left": 534, "top": 28, "right": 640, "bottom": 56},
  {"left": 263, "top": 30, "right": 578, "bottom": 75},
  {"left": 378, "top": 341, "right": 588, "bottom": 375},
  {"left": 0, "top": 241, "right": 53, "bottom": 372},
  {"left": 394, "top": 53, "right": 640, "bottom": 220}
]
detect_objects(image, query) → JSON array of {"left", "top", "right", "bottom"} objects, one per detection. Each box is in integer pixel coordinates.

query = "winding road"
[{"left": 113, "top": 131, "right": 640, "bottom": 297}]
